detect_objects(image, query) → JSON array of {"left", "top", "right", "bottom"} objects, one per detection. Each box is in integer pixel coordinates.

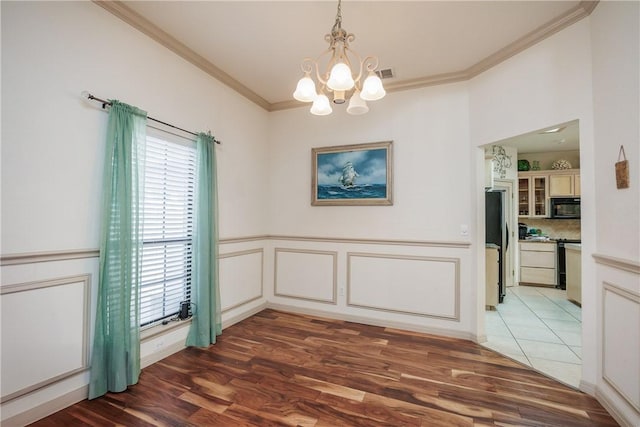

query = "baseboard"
[
  {"left": 579, "top": 379, "right": 596, "bottom": 396},
  {"left": 1, "top": 385, "right": 88, "bottom": 427},
  {"left": 141, "top": 340, "right": 187, "bottom": 369},
  {"left": 266, "top": 302, "right": 475, "bottom": 341},
  {"left": 595, "top": 386, "right": 637, "bottom": 427},
  {"left": 139, "top": 302, "right": 268, "bottom": 368},
  {"left": 222, "top": 301, "right": 268, "bottom": 329}
]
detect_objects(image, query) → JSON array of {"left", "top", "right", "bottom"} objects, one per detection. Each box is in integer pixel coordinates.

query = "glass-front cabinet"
[
  {"left": 518, "top": 175, "right": 547, "bottom": 217},
  {"left": 518, "top": 178, "right": 530, "bottom": 216}
]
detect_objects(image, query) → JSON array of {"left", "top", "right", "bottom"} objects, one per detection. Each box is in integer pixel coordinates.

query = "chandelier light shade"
[
  {"left": 346, "top": 89, "right": 369, "bottom": 115},
  {"left": 293, "top": 72, "right": 317, "bottom": 103},
  {"left": 293, "top": 0, "right": 386, "bottom": 116},
  {"left": 361, "top": 71, "right": 386, "bottom": 101},
  {"left": 310, "top": 94, "right": 333, "bottom": 116}
]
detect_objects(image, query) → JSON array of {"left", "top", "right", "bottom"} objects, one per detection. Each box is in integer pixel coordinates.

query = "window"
[{"left": 140, "top": 131, "right": 196, "bottom": 328}]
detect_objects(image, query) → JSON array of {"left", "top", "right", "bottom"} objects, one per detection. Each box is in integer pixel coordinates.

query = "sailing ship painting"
[
  {"left": 312, "top": 141, "right": 393, "bottom": 206},
  {"left": 339, "top": 161, "right": 359, "bottom": 188}
]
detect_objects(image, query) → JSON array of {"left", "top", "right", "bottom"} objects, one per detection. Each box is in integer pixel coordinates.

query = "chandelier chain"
[{"left": 332, "top": 0, "right": 343, "bottom": 33}]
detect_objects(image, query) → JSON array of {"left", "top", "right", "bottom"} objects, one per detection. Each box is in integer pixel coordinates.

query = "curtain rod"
[{"left": 82, "top": 92, "right": 221, "bottom": 144}]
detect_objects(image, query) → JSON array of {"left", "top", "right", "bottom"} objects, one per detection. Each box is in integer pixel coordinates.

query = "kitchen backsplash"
[{"left": 520, "top": 218, "right": 581, "bottom": 239}]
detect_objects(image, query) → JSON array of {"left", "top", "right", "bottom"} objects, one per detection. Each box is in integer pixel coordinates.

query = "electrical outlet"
[{"left": 460, "top": 224, "right": 469, "bottom": 236}]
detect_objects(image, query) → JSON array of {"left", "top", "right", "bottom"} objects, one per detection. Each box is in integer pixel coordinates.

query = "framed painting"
[{"left": 311, "top": 141, "right": 393, "bottom": 206}]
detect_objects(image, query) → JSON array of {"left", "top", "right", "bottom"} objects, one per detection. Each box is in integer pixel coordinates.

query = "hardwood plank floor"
[{"left": 30, "top": 309, "right": 618, "bottom": 426}]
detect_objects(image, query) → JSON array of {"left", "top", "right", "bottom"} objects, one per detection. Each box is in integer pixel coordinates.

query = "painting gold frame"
[{"left": 311, "top": 141, "right": 393, "bottom": 206}]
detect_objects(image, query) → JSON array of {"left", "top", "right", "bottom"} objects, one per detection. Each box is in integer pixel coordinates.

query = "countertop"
[
  {"left": 486, "top": 243, "right": 499, "bottom": 249},
  {"left": 519, "top": 239, "right": 556, "bottom": 243}
]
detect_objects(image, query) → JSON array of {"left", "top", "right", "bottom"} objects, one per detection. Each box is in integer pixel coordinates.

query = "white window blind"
[{"left": 140, "top": 133, "right": 196, "bottom": 328}]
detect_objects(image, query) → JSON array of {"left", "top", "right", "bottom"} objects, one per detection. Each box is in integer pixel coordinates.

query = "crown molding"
[
  {"left": 94, "top": 0, "right": 598, "bottom": 113},
  {"left": 375, "top": 70, "right": 470, "bottom": 95},
  {"left": 92, "top": 0, "right": 270, "bottom": 111},
  {"left": 580, "top": 0, "right": 600, "bottom": 15},
  {"left": 270, "top": 99, "right": 305, "bottom": 112},
  {"left": 466, "top": 1, "right": 598, "bottom": 78}
]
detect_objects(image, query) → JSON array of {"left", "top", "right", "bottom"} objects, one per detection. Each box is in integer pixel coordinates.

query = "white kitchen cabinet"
[
  {"left": 519, "top": 241, "right": 557, "bottom": 286},
  {"left": 549, "top": 171, "right": 581, "bottom": 197},
  {"left": 565, "top": 244, "right": 582, "bottom": 305},
  {"left": 486, "top": 246, "right": 499, "bottom": 309},
  {"left": 518, "top": 175, "right": 547, "bottom": 217},
  {"left": 549, "top": 174, "right": 574, "bottom": 196},
  {"left": 519, "top": 170, "right": 580, "bottom": 216}
]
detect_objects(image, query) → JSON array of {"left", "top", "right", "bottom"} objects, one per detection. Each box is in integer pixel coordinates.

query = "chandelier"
[{"left": 293, "top": 0, "right": 386, "bottom": 116}]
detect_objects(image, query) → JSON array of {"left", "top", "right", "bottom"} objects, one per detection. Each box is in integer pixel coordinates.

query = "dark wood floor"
[{"left": 31, "top": 309, "right": 618, "bottom": 426}]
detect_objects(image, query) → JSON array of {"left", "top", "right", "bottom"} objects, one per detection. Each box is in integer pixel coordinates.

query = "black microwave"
[{"left": 550, "top": 197, "right": 581, "bottom": 219}]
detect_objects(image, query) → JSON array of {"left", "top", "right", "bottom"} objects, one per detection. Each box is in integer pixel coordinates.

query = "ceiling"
[
  {"left": 492, "top": 120, "right": 580, "bottom": 154},
  {"left": 101, "top": 1, "right": 592, "bottom": 152}
]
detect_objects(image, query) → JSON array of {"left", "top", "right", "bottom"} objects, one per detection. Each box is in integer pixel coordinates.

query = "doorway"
[{"left": 480, "top": 121, "right": 584, "bottom": 389}]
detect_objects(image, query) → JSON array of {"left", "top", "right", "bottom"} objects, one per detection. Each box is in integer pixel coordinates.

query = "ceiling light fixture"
[
  {"left": 541, "top": 126, "right": 565, "bottom": 134},
  {"left": 293, "top": 0, "right": 386, "bottom": 116}
]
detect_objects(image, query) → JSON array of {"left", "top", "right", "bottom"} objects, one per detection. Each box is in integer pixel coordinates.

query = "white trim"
[
  {"left": 346, "top": 252, "right": 461, "bottom": 321},
  {"left": 266, "top": 302, "right": 474, "bottom": 342},
  {"left": 1, "top": 386, "right": 89, "bottom": 427},
  {"left": 269, "top": 234, "right": 470, "bottom": 248},
  {"left": 93, "top": 1, "right": 597, "bottom": 112},
  {"left": 0, "top": 234, "right": 470, "bottom": 267},
  {"left": 141, "top": 318, "right": 192, "bottom": 341},
  {"left": 579, "top": 379, "right": 597, "bottom": 396},
  {"left": 220, "top": 248, "right": 265, "bottom": 313},
  {"left": 0, "top": 275, "right": 91, "bottom": 403},
  {"left": 140, "top": 340, "right": 187, "bottom": 369},
  {"left": 593, "top": 253, "right": 640, "bottom": 274},
  {"left": 601, "top": 281, "right": 640, "bottom": 413},
  {"left": 274, "top": 248, "right": 338, "bottom": 305},
  {"left": 0, "top": 249, "right": 99, "bottom": 266},
  {"left": 219, "top": 235, "right": 269, "bottom": 244},
  {"left": 222, "top": 301, "right": 268, "bottom": 329},
  {"left": 596, "top": 386, "right": 637, "bottom": 427}
]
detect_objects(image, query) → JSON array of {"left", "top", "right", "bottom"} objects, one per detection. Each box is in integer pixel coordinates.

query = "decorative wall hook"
[{"left": 615, "top": 145, "right": 629, "bottom": 189}]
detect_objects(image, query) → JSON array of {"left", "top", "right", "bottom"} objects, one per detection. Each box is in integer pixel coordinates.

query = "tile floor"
[{"left": 483, "top": 286, "right": 583, "bottom": 388}]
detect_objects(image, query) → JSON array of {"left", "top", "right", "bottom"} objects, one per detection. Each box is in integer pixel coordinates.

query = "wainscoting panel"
[
  {"left": 347, "top": 252, "right": 460, "bottom": 321},
  {"left": 274, "top": 248, "right": 337, "bottom": 304},
  {"left": 219, "top": 249, "right": 264, "bottom": 313},
  {"left": 594, "top": 253, "right": 640, "bottom": 427},
  {"left": 0, "top": 275, "right": 90, "bottom": 402},
  {"left": 602, "top": 281, "right": 640, "bottom": 413}
]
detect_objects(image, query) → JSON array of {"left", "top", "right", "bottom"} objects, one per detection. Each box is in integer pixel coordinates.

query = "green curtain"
[
  {"left": 89, "top": 101, "right": 147, "bottom": 400},
  {"left": 186, "top": 132, "right": 222, "bottom": 347}
]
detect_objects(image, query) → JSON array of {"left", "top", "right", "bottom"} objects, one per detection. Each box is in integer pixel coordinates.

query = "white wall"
[
  {"left": 590, "top": 2, "right": 640, "bottom": 426},
  {"left": 0, "top": 2, "right": 269, "bottom": 424},
  {"left": 2, "top": 1, "right": 639, "bottom": 426},
  {"left": 591, "top": 2, "right": 640, "bottom": 260},
  {"left": 269, "top": 83, "right": 472, "bottom": 242},
  {"left": 469, "top": 15, "right": 598, "bottom": 385},
  {"left": 469, "top": 8, "right": 640, "bottom": 427},
  {"left": 267, "top": 83, "right": 475, "bottom": 337}
]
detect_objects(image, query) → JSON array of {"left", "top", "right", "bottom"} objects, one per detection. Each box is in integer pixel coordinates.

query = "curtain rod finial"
[{"left": 207, "top": 130, "right": 221, "bottom": 144}]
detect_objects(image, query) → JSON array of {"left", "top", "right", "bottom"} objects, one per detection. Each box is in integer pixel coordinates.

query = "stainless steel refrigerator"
[{"left": 485, "top": 190, "right": 507, "bottom": 303}]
